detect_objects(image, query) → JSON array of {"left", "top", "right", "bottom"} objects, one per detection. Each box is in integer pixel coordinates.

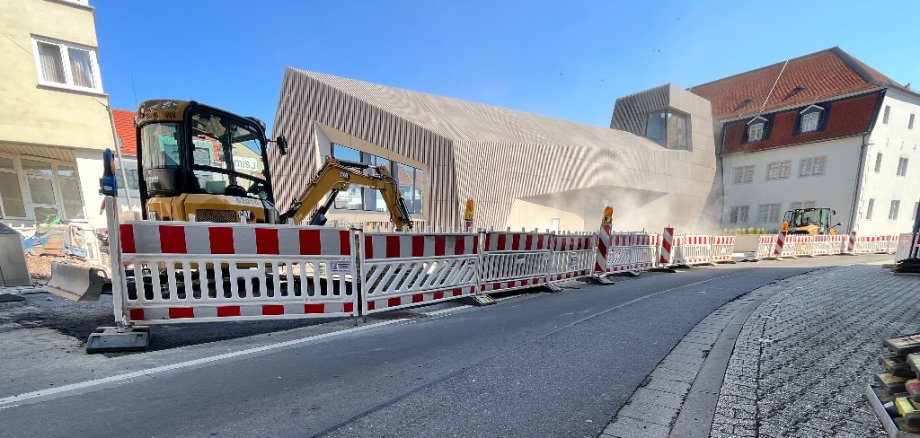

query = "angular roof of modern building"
[
  {"left": 286, "top": 69, "right": 662, "bottom": 151},
  {"left": 690, "top": 47, "right": 901, "bottom": 120},
  {"left": 111, "top": 109, "right": 137, "bottom": 156}
]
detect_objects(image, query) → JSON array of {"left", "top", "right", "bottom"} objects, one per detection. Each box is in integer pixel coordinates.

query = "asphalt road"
[{"left": 0, "top": 256, "right": 888, "bottom": 438}]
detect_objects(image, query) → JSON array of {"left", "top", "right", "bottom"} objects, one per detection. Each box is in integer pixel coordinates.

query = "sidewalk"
[{"left": 604, "top": 263, "right": 916, "bottom": 438}]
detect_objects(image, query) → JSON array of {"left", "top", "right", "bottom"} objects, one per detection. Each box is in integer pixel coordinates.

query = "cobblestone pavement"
[{"left": 710, "top": 264, "right": 917, "bottom": 438}]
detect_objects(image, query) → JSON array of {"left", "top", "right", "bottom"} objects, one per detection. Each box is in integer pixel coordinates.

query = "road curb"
[{"left": 601, "top": 268, "right": 831, "bottom": 438}]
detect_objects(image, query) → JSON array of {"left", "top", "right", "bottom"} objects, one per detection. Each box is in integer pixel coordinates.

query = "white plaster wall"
[
  {"left": 721, "top": 137, "right": 863, "bottom": 232},
  {"left": 74, "top": 148, "right": 105, "bottom": 228},
  {"left": 856, "top": 89, "right": 920, "bottom": 234}
]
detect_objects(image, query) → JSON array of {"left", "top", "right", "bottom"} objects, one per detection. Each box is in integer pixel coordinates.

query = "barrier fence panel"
[
  {"left": 710, "top": 235, "right": 736, "bottom": 263},
  {"left": 480, "top": 230, "right": 552, "bottom": 293},
  {"left": 118, "top": 222, "right": 358, "bottom": 324},
  {"left": 896, "top": 233, "right": 920, "bottom": 261},
  {"left": 827, "top": 235, "right": 847, "bottom": 255},
  {"left": 671, "top": 234, "right": 712, "bottom": 266},
  {"left": 548, "top": 232, "right": 596, "bottom": 283},
  {"left": 602, "top": 232, "right": 659, "bottom": 273},
  {"left": 886, "top": 235, "right": 900, "bottom": 254},
  {"left": 359, "top": 230, "right": 479, "bottom": 314},
  {"left": 755, "top": 235, "right": 775, "bottom": 259}
]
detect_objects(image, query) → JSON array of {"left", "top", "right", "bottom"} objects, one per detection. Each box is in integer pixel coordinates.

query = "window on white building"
[
  {"left": 758, "top": 203, "right": 782, "bottom": 223},
  {"left": 729, "top": 206, "right": 749, "bottom": 224},
  {"left": 866, "top": 198, "right": 875, "bottom": 220},
  {"left": 875, "top": 153, "right": 883, "bottom": 173},
  {"left": 889, "top": 200, "right": 900, "bottom": 220},
  {"left": 790, "top": 201, "right": 817, "bottom": 211},
  {"left": 645, "top": 110, "right": 691, "bottom": 150},
  {"left": 766, "top": 161, "right": 791, "bottom": 181},
  {"left": 732, "top": 165, "right": 754, "bottom": 184},
  {"left": 800, "top": 111, "right": 820, "bottom": 133},
  {"left": 799, "top": 156, "right": 826, "bottom": 177},
  {"left": 747, "top": 122, "right": 764, "bottom": 142},
  {"left": 32, "top": 37, "right": 102, "bottom": 92},
  {"left": 910, "top": 114, "right": 915, "bottom": 130},
  {"left": 883, "top": 105, "right": 891, "bottom": 124},
  {"left": 897, "top": 157, "right": 909, "bottom": 177}
]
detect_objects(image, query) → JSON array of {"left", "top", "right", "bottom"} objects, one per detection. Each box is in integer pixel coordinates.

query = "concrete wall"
[
  {"left": 856, "top": 89, "right": 920, "bottom": 234},
  {"left": 721, "top": 137, "right": 863, "bottom": 232}
]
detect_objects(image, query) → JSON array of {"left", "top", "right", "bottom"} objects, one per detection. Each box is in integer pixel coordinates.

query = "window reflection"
[{"left": 330, "top": 144, "right": 424, "bottom": 215}]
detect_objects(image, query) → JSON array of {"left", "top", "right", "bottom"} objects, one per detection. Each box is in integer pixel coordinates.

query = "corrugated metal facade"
[{"left": 271, "top": 69, "right": 717, "bottom": 231}]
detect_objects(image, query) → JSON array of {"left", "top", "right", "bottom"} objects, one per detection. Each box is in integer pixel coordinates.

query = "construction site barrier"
[
  {"left": 852, "top": 235, "right": 894, "bottom": 254},
  {"left": 547, "top": 232, "right": 596, "bottom": 283},
  {"left": 780, "top": 235, "right": 815, "bottom": 258},
  {"left": 118, "top": 222, "right": 359, "bottom": 324},
  {"left": 670, "top": 234, "right": 712, "bottom": 266},
  {"left": 896, "top": 233, "right": 920, "bottom": 261},
  {"left": 603, "top": 232, "right": 660, "bottom": 273},
  {"left": 755, "top": 235, "right": 775, "bottom": 259},
  {"left": 479, "top": 230, "right": 552, "bottom": 293},
  {"left": 359, "top": 230, "right": 479, "bottom": 314},
  {"left": 710, "top": 236, "right": 736, "bottom": 263}
]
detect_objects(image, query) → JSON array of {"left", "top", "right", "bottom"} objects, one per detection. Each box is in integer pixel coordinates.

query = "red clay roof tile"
[{"left": 111, "top": 109, "right": 137, "bottom": 157}]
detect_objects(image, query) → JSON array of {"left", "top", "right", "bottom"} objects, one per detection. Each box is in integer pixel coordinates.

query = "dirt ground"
[{"left": 25, "top": 254, "right": 101, "bottom": 286}]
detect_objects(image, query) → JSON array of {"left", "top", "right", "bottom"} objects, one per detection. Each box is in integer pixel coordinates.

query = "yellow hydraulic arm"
[{"left": 280, "top": 156, "right": 413, "bottom": 230}]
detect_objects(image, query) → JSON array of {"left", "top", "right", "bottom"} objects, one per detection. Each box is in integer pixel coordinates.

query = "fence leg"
[{"left": 85, "top": 191, "right": 150, "bottom": 353}]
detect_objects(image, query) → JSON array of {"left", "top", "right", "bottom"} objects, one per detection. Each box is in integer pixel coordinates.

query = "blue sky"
[{"left": 96, "top": 1, "right": 920, "bottom": 133}]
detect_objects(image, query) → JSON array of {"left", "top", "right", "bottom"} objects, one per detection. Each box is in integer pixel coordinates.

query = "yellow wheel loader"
[{"left": 781, "top": 207, "right": 841, "bottom": 235}]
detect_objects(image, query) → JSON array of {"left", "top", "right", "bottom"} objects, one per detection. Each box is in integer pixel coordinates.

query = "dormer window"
[
  {"left": 745, "top": 116, "right": 768, "bottom": 142},
  {"left": 798, "top": 104, "right": 825, "bottom": 133}
]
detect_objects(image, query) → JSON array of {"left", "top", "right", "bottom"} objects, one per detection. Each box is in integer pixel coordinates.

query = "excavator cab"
[
  {"left": 782, "top": 207, "right": 840, "bottom": 235},
  {"left": 135, "top": 99, "right": 285, "bottom": 223}
]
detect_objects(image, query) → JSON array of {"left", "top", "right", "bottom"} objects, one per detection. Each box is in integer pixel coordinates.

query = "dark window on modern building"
[
  {"left": 889, "top": 200, "right": 900, "bottom": 220},
  {"left": 883, "top": 105, "right": 891, "bottom": 124},
  {"left": 866, "top": 198, "right": 875, "bottom": 220},
  {"left": 910, "top": 114, "right": 915, "bottom": 130},
  {"left": 898, "top": 157, "right": 909, "bottom": 177},
  {"left": 645, "top": 110, "right": 691, "bottom": 150},
  {"left": 875, "top": 153, "right": 883, "bottom": 173},
  {"left": 330, "top": 143, "right": 424, "bottom": 215}
]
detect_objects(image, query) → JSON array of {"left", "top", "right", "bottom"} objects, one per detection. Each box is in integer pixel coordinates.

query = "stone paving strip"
[{"left": 602, "top": 263, "right": 913, "bottom": 438}]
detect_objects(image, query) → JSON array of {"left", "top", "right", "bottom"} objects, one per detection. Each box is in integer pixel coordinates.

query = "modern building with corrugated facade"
[{"left": 270, "top": 69, "right": 719, "bottom": 232}]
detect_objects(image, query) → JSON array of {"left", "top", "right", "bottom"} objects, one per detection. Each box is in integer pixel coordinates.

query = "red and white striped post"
[
  {"left": 847, "top": 230, "right": 857, "bottom": 254},
  {"left": 596, "top": 206, "right": 613, "bottom": 273},
  {"left": 772, "top": 230, "right": 787, "bottom": 257},
  {"left": 660, "top": 227, "right": 674, "bottom": 266}
]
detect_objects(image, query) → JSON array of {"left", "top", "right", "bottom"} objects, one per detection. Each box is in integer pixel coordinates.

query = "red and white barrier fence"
[
  {"left": 359, "top": 230, "right": 479, "bottom": 314},
  {"left": 755, "top": 235, "right": 775, "bottom": 259},
  {"left": 670, "top": 234, "right": 713, "bottom": 266},
  {"left": 118, "top": 222, "right": 358, "bottom": 324},
  {"left": 710, "top": 236, "right": 736, "bottom": 263},
  {"left": 602, "top": 232, "right": 660, "bottom": 273},
  {"left": 896, "top": 233, "right": 920, "bottom": 261},
  {"left": 548, "top": 232, "right": 596, "bottom": 284},
  {"left": 478, "top": 230, "right": 552, "bottom": 293}
]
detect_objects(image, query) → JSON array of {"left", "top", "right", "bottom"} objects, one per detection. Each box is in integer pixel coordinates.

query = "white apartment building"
[{"left": 691, "top": 47, "right": 920, "bottom": 234}]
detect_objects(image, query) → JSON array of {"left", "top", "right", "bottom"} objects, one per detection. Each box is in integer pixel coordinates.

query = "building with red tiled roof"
[
  {"left": 111, "top": 109, "right": 137, "bottom": 156},
  {"left": 688, "top": 47, "right": 920, "bottom": 235}
]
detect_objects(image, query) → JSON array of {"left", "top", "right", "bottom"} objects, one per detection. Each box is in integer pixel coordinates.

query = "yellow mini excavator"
[
  {"left": 134, "top": 99, "right": 412, "bottom": 230},
  {"left": 781, "top": 207, "right": 841, "bottom": 235}
]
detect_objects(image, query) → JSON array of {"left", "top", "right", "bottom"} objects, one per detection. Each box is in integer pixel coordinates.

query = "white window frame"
[
  {"left": 0, "top": 153, "right": 85, "bottom": 222},
  {"left": 729, "top": 206, "right": 749, "bottom": 225},
  {"left": 799, "top": 156, "right": 826, "bottom": 177},
  {"left": 31, "top": 36, "right": 104, "bottom": 93},
  {"left": 766, "top": 161, "right": 791, "bottom": 181},
  {"left": 757, "top": 203, "right": 782, "bottom": 223},
  {"left": 747, "top": 122, "right": 764, "bottom": 142},
  {"left": 800, "top": 111, "right": 820, "bottom": 133},
  {"left": 732, "top": 165, "right": 754, "bottom": 185}
]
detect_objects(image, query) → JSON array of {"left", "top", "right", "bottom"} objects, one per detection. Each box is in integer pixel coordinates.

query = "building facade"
[
  {"left": 0, "top": 0, "right": 114, "bottom": 230},
  {"left": 271, "top": 70, "right": 719, "bottom": 232},
  {"left": 691, "top": 47, "right": 920, "bottom": 234}
]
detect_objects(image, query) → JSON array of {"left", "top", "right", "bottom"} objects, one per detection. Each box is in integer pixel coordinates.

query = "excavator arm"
[{"left": 279, "top": 156, "right": 414, "bottom": 230}]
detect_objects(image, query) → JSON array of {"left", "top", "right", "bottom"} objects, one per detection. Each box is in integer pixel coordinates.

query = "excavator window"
[{"left": 189, "top": 111, "right": 269, "bottom": 200}]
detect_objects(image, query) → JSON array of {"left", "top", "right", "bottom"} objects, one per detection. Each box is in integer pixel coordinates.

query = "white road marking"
[{"left": 0, "top": 275, "right": 737, "bottom": 410}]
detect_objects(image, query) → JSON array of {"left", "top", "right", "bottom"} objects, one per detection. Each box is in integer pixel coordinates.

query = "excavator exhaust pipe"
[{"left": 44, "top": 262, "right": 111, "bottom": 302}]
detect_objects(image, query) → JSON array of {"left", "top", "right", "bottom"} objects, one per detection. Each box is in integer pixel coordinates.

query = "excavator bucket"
[{"left": 43, "top": 262, "right": 111, "bottom": 302}]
